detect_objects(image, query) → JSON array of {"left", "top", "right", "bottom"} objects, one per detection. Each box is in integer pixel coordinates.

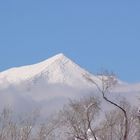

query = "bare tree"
[
  {"left": 97, "top": 99, "right": 138, "bottom": 140},
  {"left": 0, "top": 107, "right": 62, "bottom": 140},
  {"left": 83, "top": 71, "right": 128, "bottom": 140},
  {"left": 0, "top": 107, "right": 12, "bottom": 140},
  {"left": 36, "top": 115, "right": 61, "bottom": 140},
  {"left": 59, "top": 96, "right": 100, "bottom": 140}
]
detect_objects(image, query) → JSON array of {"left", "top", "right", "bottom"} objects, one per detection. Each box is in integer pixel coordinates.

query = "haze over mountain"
[{"left": 0, "top": 53, "right": 140, "bottom": 116}]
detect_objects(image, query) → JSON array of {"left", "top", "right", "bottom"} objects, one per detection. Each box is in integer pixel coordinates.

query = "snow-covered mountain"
[
  {"left": 0, "top": 53, "right": 100, "bottom": 88},
  {"left": 0, "top": 53, "right": 140, "bottom": 115}
]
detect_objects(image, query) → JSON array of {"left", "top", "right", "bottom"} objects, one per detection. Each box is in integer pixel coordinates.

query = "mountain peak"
[
  {"left": 44, "top": 53, "right": 69, "bottom": 64},
  {"left": 48, "top": 53, "right": 66, "bottom": 60},
  {"left": 53, "top": 53, "right": 66, "bottom": 58}
]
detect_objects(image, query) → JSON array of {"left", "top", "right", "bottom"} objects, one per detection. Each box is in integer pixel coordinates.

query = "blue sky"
[{"left": 0, "top": 0, "right": 140, "bottom": 83}]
